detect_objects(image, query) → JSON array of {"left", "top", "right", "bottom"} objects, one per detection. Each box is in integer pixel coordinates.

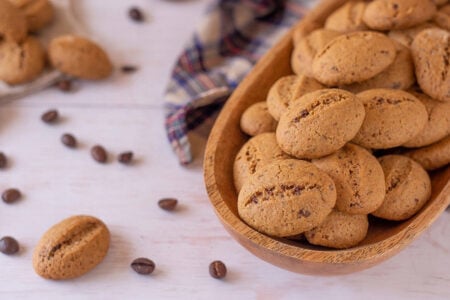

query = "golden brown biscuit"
[
  {"left": 312, "top": 31, "right": 396, "bottom": 86},
  {"left": 240, "top": 102, "right": 277, "bottom": 136},
  {"left": 363, "top": 0, "right": 437, "bottom": 30},
  {"left": 372, "top": 155, "right": 431, "bottom": 221},
  {"left": 0, "top": 0, "right": 27, "bottom": 42},
  {"left": 48, "top": 35, "right": 113, "bottom": 80},
  {"left": 0, "top": 36, "right": 45, "bottom": 85},
  {"left": 266, "top": 75, "right": 324, "bottom": 121},
  {"left": 324, "top": 1, "right": 368, "bottom": 33},
  {"left": 404, "top": 135, "right": 450, "bottom": 170},
  {"left": 9, "top": 0, "right": 54, "bottom": 32},
  {"left": 388, "top": 23, "right": 437, "bottom": 48},
  {"left": 33, "top": 215, "right": 110, "bottom": 280},
  {"left": 276, "top": 89, "right": 365, "bottom": 159},
  {"left": 238, "top": 159, "right": 336, "bottom": 237},
  {"left": 305, "top": 210, "right": 368, "bottom": 249},
  {"left": 352, "top": 89, "right": 428, "bottom": 149},
  {"left": 312, "top": 144, "right": 386, "bottom": 215}
]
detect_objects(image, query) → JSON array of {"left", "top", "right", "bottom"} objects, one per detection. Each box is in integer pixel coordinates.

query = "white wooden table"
[{"left": 0, "top": 1, "right": 449, "bottom": 299}]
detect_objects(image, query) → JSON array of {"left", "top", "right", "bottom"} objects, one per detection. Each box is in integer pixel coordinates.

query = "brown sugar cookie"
[
  {"left": 9, "top": 0, "right": 54, "bottom": 32},
  {"left": 0, "top": 36, "right": 45, "bottom": 85},
  {"left": 240, "top": 102, "right": 277, "bottom": 136},
  {"left": 324, "top": 1, "right": 368, "bottom": 33},
  {"left": 388, "top": 23, "right": 437, "bottom": 48},
  {"left": 238, "top": 159, "right": 336, "bottom": 237},
  {"left": 276, "top": 89, "right": 365, "bottom": 159},
  {"left": 352, "top": 89, "right": 428, "bottom": 149},
  {"left": 48, "top": 35, "right": 113, "bottom": 80},
  {"left": 266, "top": 75, "right": 324, "bottom": 121},
  {"left": 312, "top": 31, "right": 396, "bottom": 86},
  {"left": 372, "top": 155, "right": 431, "bottom": 221},
  {"left": 233, "top": 133, "right": 289, "bottom": 192},
  {"left": 363, "top": 0, "right": 437, "bottom": 31},
  {"left": 411, "top": 28, "right": 450, "bottom": 102},
  {"left": 0, "top": 0, "right": 27, "bottom": 42},
  {"left": 403, "top": 92, "right": 450, "bottom": 148},
  {"left": 433, "top": 4, "right": 450, "bottom": 30},
  {"left": 291, "top": 29, "right": 341, "bottom": 76},
  {"left": 33, "top": 215, "right": 110, "bottom": 280},
  {"left": 305, "top": 210, "right": 368, "bottom": 249},
  {"left": 312, "top": 143, "right": 386, "bottom": 215},
  {"left": 341, "top": 41, "right": 415, "bottom": 93},
  {"left": 404, "top": 135, "right": 450, "bottom": 170}
]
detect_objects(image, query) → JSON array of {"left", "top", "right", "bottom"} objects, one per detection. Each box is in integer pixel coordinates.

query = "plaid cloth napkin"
[{"left": 164, "top": 0, "right": 312, "bottom": 165}]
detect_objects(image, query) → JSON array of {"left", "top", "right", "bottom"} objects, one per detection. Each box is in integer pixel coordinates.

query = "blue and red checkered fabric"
[{"left": 164, "top": 0, "right": 311, "bottom": 164}]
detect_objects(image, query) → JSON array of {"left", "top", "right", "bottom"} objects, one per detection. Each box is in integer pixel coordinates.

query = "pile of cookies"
[
  {"left": 234, "top": 0, "right": 450, "bottom": 249},
  {"left": 0, "top": 0, "right": 112, "bottom": 85}
]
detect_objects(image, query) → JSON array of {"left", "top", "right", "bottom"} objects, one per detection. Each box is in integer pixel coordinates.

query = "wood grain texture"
[{"left": 204, "top": 0, "right": 450, "bottom": 276}]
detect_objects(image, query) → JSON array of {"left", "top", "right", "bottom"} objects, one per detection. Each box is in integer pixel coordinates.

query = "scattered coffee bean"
[
  {"left": 0, "top": 152, "right": 7, "bottom": 169},
  {"left": 41, "top": 109, "right": 59, "bottom": 124},
  {"left": 158, "top": 198, "right": 178, "bottom": 211},
  {"left": 91, "top": 145, "right": 108, "bottom": 163},
  {"left": 2, "top": 188, "right": 21, "bottom": 204},
  {"left": 61, "top": 133, "right": 77, "bottom": 148},
  {"left": 118, "top": 151, "right": 134, "bottom": 164},
  {"left": 131, "top": 257, "right": 155, "bottom": 275},
  {"left": 121, "top": 65, "right": 138, "bottom": 73},
  {"left": 57, "top": 79, "right": 73, "bottom": 92},
  {"left": 129, "top": 7, "right": 144, "bottom": 22},
  {"left": 0, "top": 236, "right": 19, "bottom": 255},
  {"left": 209, "top": 260, "right": 227, "bottom": 279}
]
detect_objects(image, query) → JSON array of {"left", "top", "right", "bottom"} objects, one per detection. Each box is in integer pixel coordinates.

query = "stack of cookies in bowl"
[{"left": 234, "top": 0, "right": 450, "bottom": 250}]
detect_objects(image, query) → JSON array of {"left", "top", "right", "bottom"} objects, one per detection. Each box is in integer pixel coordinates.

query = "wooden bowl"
[{"left": 204, "top": 0, "right": 450, "bottom": 275}]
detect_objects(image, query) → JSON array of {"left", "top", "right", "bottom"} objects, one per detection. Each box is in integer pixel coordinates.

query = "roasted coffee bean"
[
  {"left": 129, "top": 7, "right": 144, "bottom": 22},
  {"left": 91, "top": 145, "right": 107, "bottom": 163},
  {"left": 121, "top": 65, "right": 138, "bottom": 73},
  {"left": 2, "top": 188, "right": 21, "bottom": 204},
  {"left": 61, "top": 133, "right": 77, "bottom": 148},
  {"left": 118, "top": 152, "right": 133, "bottom": 164},
  {"left": 131, "top": 258, "right": 155, "bottom": 275},
  {"left": 0, "top": 236, "right": 19, "bottom": 255},
  {"left": 0, "top": 152, "right": 7, "bottom": 169},
  {"left": 209, "top": 260, "right": 227, "bottom": 279},
  {"left": 158, "top": 198, "right": 178, "bottom": 211},
  {"left": 41, "top": 109, "right": 59, "bottom": 124},
  {"left": 57, "top": 79, "right": 72, "bottom": 92}
]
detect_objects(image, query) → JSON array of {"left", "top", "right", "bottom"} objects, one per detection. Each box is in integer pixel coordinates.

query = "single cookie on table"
[
  {"left": 433, "top": 5, "right": 450, "bottom": 32},
  {"left": 276, "top": 89, "right": 365, "bottom": 159},
  {"left": 0, "top": 36, "right": 45, "bottom": 85},
  {"left": 341, "top": 41, "right": 415, "bottom": 93},
  {"left": 233, "top": 133, "right": 289, "bottom": 192},
  {"left": 48, "top": 35, "right": 113, "bottom": 80},
  {"left": 291, "top": 29, "right": 341, "bottom": 76},
  {"left": 240, "top": 102, "right": 277, "bottom": 136},
  {"left": 324, "top": 1, "right": 368, "bottom": 33},
  {"left": 412, "top": 28, "right": 450, "bottom": 102},
  {"left": 352, "top": 89, "right": 428, "bottom": 149},
  {"left": 363, "top": 0, "right": 437, "bottom": 31},
  {"left": 404, "top": 135, "right": 450, "bottom": 170},
  {"left": 403, "top": 92, "right": 450, "bottom": 148},
  {"left": 372, "top": 155, "right": 431, "bottom": 221},
  {"left": 388, "top": 23, "right": 438, "bottom": 48},
  {"left": 9, "top": 0, "right": 54, "bottom": 32},
  {"left": 305, "top": 210, "right": 368, "bottom": 249},
  {"left": 266, "top": 75, "right": 324, "bottom": 121},
  {"left": 0, "top": 0, "right": 27, "bottom": 42},
  {"left": 312, "top": 31, "right": 396, "bottom": 86},
  {"left": 312, "top": 143, "right": 386, "bottom": 215},
  {"left": 238, "top": 159, "right": 336, "bottom": 237}
]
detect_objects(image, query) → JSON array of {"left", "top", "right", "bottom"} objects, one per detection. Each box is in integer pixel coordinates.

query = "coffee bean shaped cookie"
[
  {"left": 240, "top": 102, "right": 277, "bottom": 136},
  {"left": 403, "top": 92, "right": 450, "bottom": 148},
  {"left": 324, "top": 1, "right": 368, "bottom": 33},
  {"left": 238, "top": 159, "right": 336, "bottom": 237},
  {"left": 312, "top": 144, "right": 386, "bottom": 215},
  {"left": 0, "top": 0, "right": 27, "bottom": 42},
  {"left": 405, "top": 135, "right": 450, "bottom": 170},
  {"left": 276, "top": 89, "right": 365, "bottom": 159},
  {"left": 305, "top": 210, "right": 368, "bottom": 249},
  {"left": 433, "top": 4, "right": 450, "bottom": 30},
  {"left": 291, "top": 29, "right": 341, "bottom": 76},
  {"left": 352, "top": 89, "right": 428, "bottom": 149},
  {"left": 363, "top": 0, "right": 437, "bottom": 31},
  {"left": 312, "top": 31, "right": 396, "bottom": 86},
  {"left": 9, "top": 0, "right": 54, "bottom": 32},
  {"left": 33, "top": 215, "right": 110, "bottom": 280},
  {"left": 372, "top": 155, "right": 431, "bottom": 221},
  {"left": 266, "top": 75, "right": 324, "bottom": 121},
  {"left": 342, "top": 41, "right": 415, "bottom": 93},
  {"left": 48, "top": 35, "right": 113, "bottom": 80},
  {"left": 388, "top": 23, "right": 437, "bottom": 48},
  {"left": 233, "top": 133, "right": 289, "bottom": 192},
  {"left": 0, "top": 36, "right": 45, "bottom": 85}
]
